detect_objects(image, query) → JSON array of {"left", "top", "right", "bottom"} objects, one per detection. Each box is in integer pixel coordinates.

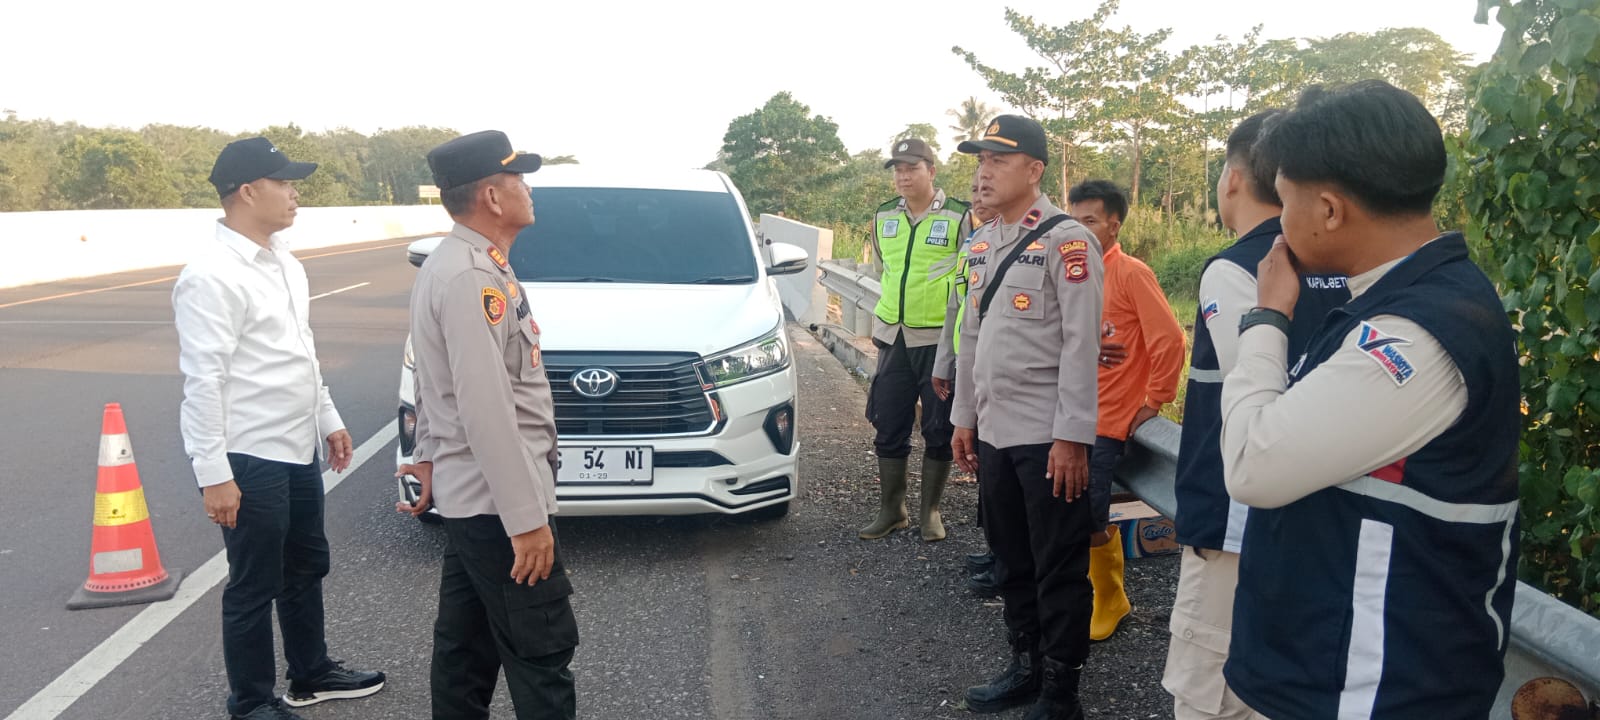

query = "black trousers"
[
  {"left": 977, "top": 441, "right": 1093, "bottom": 666},
  {"left": 432, "top": 515, "right": 579, "bottom": 720},
  {"left": 867, "top": 334, "right": 953, "bottom": 461},
  {"left": 220, "top": 453, "right": 334, "bottom": 717}
]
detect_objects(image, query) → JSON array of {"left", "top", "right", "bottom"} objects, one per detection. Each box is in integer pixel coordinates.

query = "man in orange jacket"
[{"left": 1067, "top": 180, "right": 1186, "bottom": 641}]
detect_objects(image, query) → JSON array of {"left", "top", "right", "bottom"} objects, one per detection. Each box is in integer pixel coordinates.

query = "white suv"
[{"left": 396, "top": 167, "right": 806, "bottom": 518}]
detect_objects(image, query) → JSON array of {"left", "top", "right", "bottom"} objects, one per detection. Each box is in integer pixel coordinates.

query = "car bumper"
[{"left": 396, "top": 370, "right": 799, "bottom": 517}]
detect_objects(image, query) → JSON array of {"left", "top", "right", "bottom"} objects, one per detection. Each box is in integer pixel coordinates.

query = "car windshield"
[{"left": 508, "top": 187, "right": 757, "bottom": 284}]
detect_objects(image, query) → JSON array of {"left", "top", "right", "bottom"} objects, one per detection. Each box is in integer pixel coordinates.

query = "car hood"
[{"left": 523, "top": 280, "right": 784, "bottom": 356}]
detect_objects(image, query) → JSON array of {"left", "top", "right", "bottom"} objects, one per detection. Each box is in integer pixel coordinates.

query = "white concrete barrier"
[{"left": 0, "top": 205, "right": 452, "bottom": 289}]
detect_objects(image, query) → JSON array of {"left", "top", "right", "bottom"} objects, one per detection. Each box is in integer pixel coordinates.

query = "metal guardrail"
[{"left": 814, "top": 260, "right": 1600, "bottom": 717}]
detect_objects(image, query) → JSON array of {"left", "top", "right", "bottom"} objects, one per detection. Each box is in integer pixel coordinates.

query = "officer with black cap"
[
  {"left": 395, "top": 130, "right": 578, "bottom": 720},
  {"left": 950, "top": 115, "right": 1104, "bottom": 720},
  {"left": 175, "top": 136, "right": 385, "bottom": 720}
]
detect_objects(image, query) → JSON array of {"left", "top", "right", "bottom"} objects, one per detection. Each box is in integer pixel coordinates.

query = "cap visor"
[
  {"left": 265, "top": 161, "right": 318, "bottom": 180},
  {"left": 504, "top": 153, "right": 542, "bottom": 174},
  {"left": 882, "top": 154, "right": 928, "bottom": 169},
  {"left": 956, "top": 139, "right": 1021, "bottom": 156}
]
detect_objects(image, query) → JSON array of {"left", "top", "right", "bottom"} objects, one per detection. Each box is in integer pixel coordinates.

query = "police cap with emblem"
[
  {"left": 884, "top": 137, "right": 937, "bottom": 168},
  {"left": 209, "top": 137, "right": 317, "bottom": 199},
  {"left": 957, "top": 115, "right": 1050, "bottom": 165},
  {"left": 427, "top": 130, "right": 542, "bottom": 191}
]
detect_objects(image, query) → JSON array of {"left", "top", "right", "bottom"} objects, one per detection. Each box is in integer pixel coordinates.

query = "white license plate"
[{"left": 556, "top": 446, "right": 653, "bottom": 485}]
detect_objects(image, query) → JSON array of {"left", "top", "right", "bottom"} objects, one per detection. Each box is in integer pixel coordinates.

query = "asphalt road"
[{"left": 0, "top": 239, "right": 1181, "bottom": 720}]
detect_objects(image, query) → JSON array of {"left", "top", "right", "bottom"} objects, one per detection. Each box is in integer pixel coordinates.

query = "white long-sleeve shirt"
[
  {"left": 173, "top": 221, "right": 344, "bottom": 487},
  {"left": 1220, "top": 254, "right": 1467, "bottom": 508}
]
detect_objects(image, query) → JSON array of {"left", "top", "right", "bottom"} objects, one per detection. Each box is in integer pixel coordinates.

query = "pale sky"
[{"left": 3, "top": 0, "right": 1504, "bottom": 170}]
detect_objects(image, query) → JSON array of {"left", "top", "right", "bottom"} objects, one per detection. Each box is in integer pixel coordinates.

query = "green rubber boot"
[
  {"left": 920, "top": 458, "right": 951, "bottom": 542},
  {"left": 859, "top": 457, "right": 909, "bottom": 539}
]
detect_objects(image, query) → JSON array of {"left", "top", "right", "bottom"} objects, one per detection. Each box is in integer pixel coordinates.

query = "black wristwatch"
[{"left": 1238, "top": 307, "right": 1291, "bottom": 336}]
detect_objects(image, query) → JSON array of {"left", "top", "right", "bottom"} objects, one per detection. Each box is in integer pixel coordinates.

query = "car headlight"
[
  {"left": 696, "top": 328, "right": 789, "bottom": 389},
  {"left": 403, "top": 335, "right": 415, "bottom": 371}
]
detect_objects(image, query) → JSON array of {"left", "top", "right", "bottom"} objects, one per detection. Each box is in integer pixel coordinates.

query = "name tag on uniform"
[{"left": 882, "top": 219, "right": 900, "bottom": 237}]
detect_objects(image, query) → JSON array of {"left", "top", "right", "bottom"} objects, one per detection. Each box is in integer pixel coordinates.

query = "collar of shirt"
[
  {"left": 451, "top": 222, "right": 514, "bottom": 276},
  {"left": 897, "top": 188, "right": 949, "bottom": 216},
  {"left": 1103, "top": 242, "right": 1124, "bottom": 265},
  {"left": 215, "top": 221, "right": 281, "bottom": 263},
  {"left": 997, "top": 193, "right": 1059, "bottom": 240},
  {"left": 1234, "top": 216, "right": 1283, "bottom": 246},
  {"left": 1347, "top": 236, "right": 1450, "bottom": 299}
]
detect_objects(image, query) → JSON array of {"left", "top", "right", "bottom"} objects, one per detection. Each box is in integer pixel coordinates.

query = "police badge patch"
[
  {"left": 482, "top": 287, "right": 507, "bottom": 325},
  {"left": 882, "top": 219, "right": 900, "bottom": 237}
]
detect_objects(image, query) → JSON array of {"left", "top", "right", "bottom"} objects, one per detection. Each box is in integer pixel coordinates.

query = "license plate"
[{"left": 556, "top": 446, "right": 653, "bottom": 485}]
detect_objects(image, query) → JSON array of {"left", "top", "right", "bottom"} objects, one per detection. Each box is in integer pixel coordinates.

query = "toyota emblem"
[{"left": 571, "top": 367, "right": 619, "bottom": 398}]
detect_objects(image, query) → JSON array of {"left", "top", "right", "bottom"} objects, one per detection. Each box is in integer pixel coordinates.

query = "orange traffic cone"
[{"left": 66, "top": 403, "right": 183, "bottom": 610}]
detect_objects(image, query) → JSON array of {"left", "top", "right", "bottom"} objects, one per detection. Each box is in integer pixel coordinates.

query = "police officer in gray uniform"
[
  {"left": 951, "top": 115, "right": 1104, "bottom": 720},
  {"left": 397, "top": 130, "right": 577, "bottom": 720}
]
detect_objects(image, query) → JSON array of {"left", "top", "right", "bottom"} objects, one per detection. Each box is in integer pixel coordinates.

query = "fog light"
[{"left": 763, "top": 403, "right": 795, "bottom": 455}]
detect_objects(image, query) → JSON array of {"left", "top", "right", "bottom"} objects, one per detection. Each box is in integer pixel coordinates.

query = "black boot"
[
  {"left": 965, "top": 552, "right": 995, "bottom": 574},
  {"left": 964, "top": 632, "right": 1040, "bottom": 713},
  {"left": 1021, "top": 658, "right": 1085, "bottom": 720},
  {"left": 967, "top": 568, "right": 1001, "bottom": 598}
]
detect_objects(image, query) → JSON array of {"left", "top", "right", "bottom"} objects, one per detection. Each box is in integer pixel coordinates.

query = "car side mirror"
[
  {"left": 407, "top": 235, "right": 444, "bottom": 268},
  {"left": 766, "top": 242, "right": 809, "bottom": 276}
]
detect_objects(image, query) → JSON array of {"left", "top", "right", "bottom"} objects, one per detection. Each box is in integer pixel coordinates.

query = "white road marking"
[
  {"left": 309, "top": 282, "right": 371, "bottom": 301},
  {"left": 4, "top": 423, "right": 399, "bottom": 720}
]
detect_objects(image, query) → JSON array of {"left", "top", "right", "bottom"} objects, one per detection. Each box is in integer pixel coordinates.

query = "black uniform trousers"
[
  {"left": 977, "top": 441, "right": 1093, "bottom": 666},
  {"left": 432, "top": 514, "right": 579, "bottom": 720},
  {"left": 219, "top": 453, "right": 335, "bottom": 718},
  {"left": 867, "top": 333, "right": 953, "bottom": 461}
]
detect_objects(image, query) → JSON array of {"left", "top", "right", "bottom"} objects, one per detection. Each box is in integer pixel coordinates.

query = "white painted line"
[
  {"left": 5, "top": 423, "right": 399, "bottom": 720},
  {"left": 309, "top": 282, "right": 370, "bottom": 302}
]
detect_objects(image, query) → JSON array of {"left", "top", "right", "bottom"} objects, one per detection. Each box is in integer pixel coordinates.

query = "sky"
[{"left": 2, "top": 0, "right": 1505, "bottom": 170}]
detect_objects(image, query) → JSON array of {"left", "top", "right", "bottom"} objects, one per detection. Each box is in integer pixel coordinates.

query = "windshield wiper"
[
  {"left": 682, "top": 275, "right": 757, "bottom": 284},
  {"left": 533, "top": 276, "right": 618, "bottom": 282}
]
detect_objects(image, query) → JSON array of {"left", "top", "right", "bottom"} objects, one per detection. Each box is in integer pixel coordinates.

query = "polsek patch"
[
  {"left": 1057, "top": 240, "right": 1088, "bottom": 257},
  {"left": 482, "top": 287, "right": 507, "bottom": 325},
  {"left": 1355, "top": 322, "right": 1416, "bottom": 387}
]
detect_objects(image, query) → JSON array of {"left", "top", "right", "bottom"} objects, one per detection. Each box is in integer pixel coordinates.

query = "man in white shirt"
[{"left": 173, "top": 137, "right": 384, "bottom": 720}]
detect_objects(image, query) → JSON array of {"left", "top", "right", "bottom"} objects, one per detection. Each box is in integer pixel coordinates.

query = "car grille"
[{"left": 545, "top": 352, "right": 715, "bottom": 437}]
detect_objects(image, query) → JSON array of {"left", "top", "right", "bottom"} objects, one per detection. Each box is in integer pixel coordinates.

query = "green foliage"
[
  {"left": 1126, "top": 214, "right": 1233, "bottom": 301},
  {"left": 1465, "top": 0, "right": 1600, "bottom": 618},
  {"left": 0, "top": 115, "right": 459, "bottom": 211},
  {"left": 719, "top": 92, "right": 849, "bottom": 219}
]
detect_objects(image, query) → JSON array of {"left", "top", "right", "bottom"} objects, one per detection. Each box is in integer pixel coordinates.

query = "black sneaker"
[
  {"left": 232, "top": 700, "right": 306, "bottom": 720},
  {"left": 966, "top": 552, "right": 995, "bottom": 574},
  {"left": 968, "top": 568, "right": 1001, "bottom": 598},
  {"left": 283, "top": 661, "right": 386, "bottom": 707}
]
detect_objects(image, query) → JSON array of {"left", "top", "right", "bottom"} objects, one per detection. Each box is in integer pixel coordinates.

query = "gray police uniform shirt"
[
  {"left": 410, "top": 223, "right": 558, "bottom": 537},
  {"left": 951, "top": 194, "right": 1104, "bottom": 447}
]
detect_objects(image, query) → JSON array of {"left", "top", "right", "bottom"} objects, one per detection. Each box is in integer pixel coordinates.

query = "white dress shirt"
[{"left": 173, "top": 221, "right": 344, "bottom": 487}]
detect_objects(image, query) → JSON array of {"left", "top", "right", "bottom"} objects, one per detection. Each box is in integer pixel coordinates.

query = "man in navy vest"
[
  {"left": 1162, "top": 110, "right": 1348, "bottom": 720},
  {"left": 1221, "top": 80, "right": 1520, "bottom": 719}
]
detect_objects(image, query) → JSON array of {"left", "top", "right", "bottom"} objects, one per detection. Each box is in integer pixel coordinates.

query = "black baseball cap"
[
  {"left": 957, "top": 115, "right": 1049, "bottom": 165},
  {"left": 209, "top": 137, "right": 317, "bottom": 198},
  {"left": 427, "top": 130, "right": 542, "bottom": 191},
  {"left": 884, "top": 138, "right": 937, "bottom": 168}
]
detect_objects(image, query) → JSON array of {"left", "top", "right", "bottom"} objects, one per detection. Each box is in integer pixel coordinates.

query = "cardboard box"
[{"left": 1108, "top": 500, "right": 1179, "bottom": 559}]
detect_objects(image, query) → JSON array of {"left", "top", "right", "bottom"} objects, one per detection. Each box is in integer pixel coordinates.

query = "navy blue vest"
[
  {"left": 1173, "top": 217, "right": 1350, "bottom": 550},
  {"left": 1225, "top": 234, "right": 1521, "bottom": 720}
]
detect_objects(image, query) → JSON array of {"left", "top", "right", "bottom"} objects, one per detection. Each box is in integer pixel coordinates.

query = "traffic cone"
[{"left": 67, "top": 403, "right": 183, "bottom": 610}]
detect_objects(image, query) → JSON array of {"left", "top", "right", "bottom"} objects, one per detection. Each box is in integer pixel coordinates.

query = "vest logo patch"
[
  {"left": 482, "top": 287, "right": 507, "bottom": 325},
  {"left": 970, "top": 241, "right": 990, "bottom": 254},
  {"left": 1356, "top": 322, "right": 1415, "bottom": 387},
  {"left": 1305, "top": 275, "right": 1348, "bottom": 290},
  {"left": 1021, "top": 208, "right": 1042, "bottom": 229},
  {"left": 1012, "top": 293, "right": 1032, "bottom": 311},
  {"left": 925, "top": 235, "right": 950, "bottom": 247},
  {"left": 930, "top": 219, "right": 949, "bottom": 238},
  {"left": 882, "top": 219, "right": 900, "bottom": 237},
  {"left": 1202, "top": 298, "right": 1220, "bottom": 323}
]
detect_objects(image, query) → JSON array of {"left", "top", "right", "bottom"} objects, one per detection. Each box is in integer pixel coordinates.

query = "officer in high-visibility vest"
[{"left": 859, "top": 137, "right": 969, "bottom": 542}]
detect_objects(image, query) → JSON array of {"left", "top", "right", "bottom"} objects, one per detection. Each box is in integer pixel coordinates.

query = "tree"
[
  {"left": 1094, "top": 24, "right": 1186, "bottom": 206},
  {"left": 366, "top": 126, "right": 459, "bottom": 204},
  {"left": 889, "top": 123, "right": 941, "bottom": 153},
  {"left": 1464, "top": 0, "right": 1600, "bottom": 618},
  {"left": 718, "top": 91, "right": 848, "bottom": 217},
  {"left": 1301, "top": 28, "right": 1471, "bottom": 123},
  {"left": 54, "top": 130, "right": 181, "bottom": 209},
  {"left": 139, "top": 124, "right": 234, "bottom": 207},
  {"left": 946, "top": 96, "right": 998, "bottom": 145}
]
